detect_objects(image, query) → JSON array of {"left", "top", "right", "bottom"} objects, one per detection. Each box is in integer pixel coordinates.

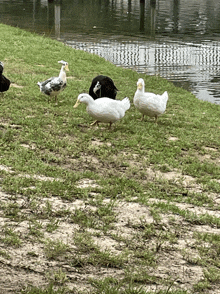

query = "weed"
[
  {"left": 0, "top": 249, "right": 11, "bottom": 259},
  {"left": 45, "top": 219, "right": 60, "bottom": 233},
  {"left": 20, "top": 283, "right": 69, "bottom": 294},
  {"left": 1, "top": 226, "right": 22, "bottom": 247},
  {"left": 44, "top": 239, "right": 70, "bottom": 260},
  {"left": 47, "top": 269, "right": 68, "bottom": 285}
]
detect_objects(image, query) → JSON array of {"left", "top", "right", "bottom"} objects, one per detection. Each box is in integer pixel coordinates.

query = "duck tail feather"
[
  {"left": 121, "top": 97, "right": 130, "bottom": 111},
  {"left": 162, "top": 91, "right": 169, "bottom": 102}
]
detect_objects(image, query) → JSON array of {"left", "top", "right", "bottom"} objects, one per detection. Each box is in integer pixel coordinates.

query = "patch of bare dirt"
[
  {"left": 0, "top": 164, "right": 62, "bottom": 182},
  {"left": 0, "top": 188, "right": 219, "bottom": 293},
  {"left": 0, "top": 159, "right": 220, "bottom": 293},
  {"left": 10, "top": 83, "right": 24, "bottom": 89}
]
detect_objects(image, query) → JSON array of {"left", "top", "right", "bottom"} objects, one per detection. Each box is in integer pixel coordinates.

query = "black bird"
[
  {"left": 89, "top": 75, "right": 118, "bottom": 100},
  {"left": 0, "top": 62, "right": 10, "bottom": 96}
]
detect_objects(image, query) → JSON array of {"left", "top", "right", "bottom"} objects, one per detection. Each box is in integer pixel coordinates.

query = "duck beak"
[
  {"left": 65, "top": 65, "right": 69, "bottom": 72},
  {"left": 137, "top": 83, "right": 143, "bottom": 90},
  {"left": 73, "top": 99, "right": 80, "bottom": 108}
]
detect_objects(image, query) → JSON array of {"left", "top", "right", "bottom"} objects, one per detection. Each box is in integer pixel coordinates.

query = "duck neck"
[
  {"left": 140, "top": 84, "right": 145, "bottom": 93},
  {"left": 86, "top": 94, "right": 95, "bottom": 104},
  {"left": 59, "top": 65, "right": 66, "bottom": 82},
  {"left": 80, "top": 94, "right": 95, "bottom": 107}
]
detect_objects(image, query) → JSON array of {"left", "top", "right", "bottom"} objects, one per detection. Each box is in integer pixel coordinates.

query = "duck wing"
[
  {"left": 142, "top": 92, "right": 168, "bottom": 114},
  {"left": 38, "top": 77, "right": 66, "bottom": 95},
  {"left": 88, "top": 98, "right": 130, "bottom": 122},
  {"left": 0, "top": 74, "right": 10, "bottom": 92}
]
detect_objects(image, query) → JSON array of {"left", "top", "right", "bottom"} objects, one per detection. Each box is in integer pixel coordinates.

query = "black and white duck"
[
  {"left": 37, "top": 60, "right": 69, "bottom": 103},
  {"left": 89, "top": 75, "right": 118, "bottom": 100},
  {"left": 0, "top": 62, "right": 10, "bottom": 97}
]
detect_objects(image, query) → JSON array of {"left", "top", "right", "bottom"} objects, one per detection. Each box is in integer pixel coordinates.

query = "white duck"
[
  {"left": 134, "top": 78, "right": 168, "bottom": 123},
  {"left": 74, "top": 93, "right": 130, "bottom": 128},
  {"left": 37, "top": 60, "right": 69, "bottom": 103}
]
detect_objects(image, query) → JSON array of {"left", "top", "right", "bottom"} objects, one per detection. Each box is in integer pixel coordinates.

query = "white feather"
[
  {"left": 133, "top": 78, "right": 168, "bottom": 122},
  {"left": 74, "top": 93, "right": 130, "bottom": 126}
]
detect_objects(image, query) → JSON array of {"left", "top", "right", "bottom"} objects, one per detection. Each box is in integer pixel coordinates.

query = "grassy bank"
[{"left": 0, "top": 23, "right": 220, "bottom": 294}]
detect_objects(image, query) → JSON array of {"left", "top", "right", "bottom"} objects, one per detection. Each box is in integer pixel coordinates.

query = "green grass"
[{"left": 0, "top": 23, "right": 220, "bottom": 294}]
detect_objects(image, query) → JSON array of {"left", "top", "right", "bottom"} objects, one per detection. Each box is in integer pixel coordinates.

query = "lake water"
[{"left": 1, "top": 0, "right": 220, "bottom": 104}]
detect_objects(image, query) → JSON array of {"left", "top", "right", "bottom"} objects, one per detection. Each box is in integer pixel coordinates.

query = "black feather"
[
  {"left": 0, "top": 63, "right": 10, "bottom": 93},
  {"left": 38, "top": 77, "right": 66, "bottom": 96},
  {"left": 89, "top": 75, "right": 118, "bottom": 100}
]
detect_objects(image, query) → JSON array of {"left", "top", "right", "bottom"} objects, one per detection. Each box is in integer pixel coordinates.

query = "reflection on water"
[
  {"left": 67, "top": 38, "right": 220, "bottom": 104},
  {"left": 1, "top": 0, "right": 220, "bottom": 104},
  {"left": 54, "top": 4, "right": 60, "bottom": 38}
]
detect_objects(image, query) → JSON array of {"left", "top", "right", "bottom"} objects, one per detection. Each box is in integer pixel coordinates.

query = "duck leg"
[
  {"left": 90, "top": 120, "right": 100, "bottom": 126},
  {"left": 141, "top": 114, "right": 145, "bottom": 121}
]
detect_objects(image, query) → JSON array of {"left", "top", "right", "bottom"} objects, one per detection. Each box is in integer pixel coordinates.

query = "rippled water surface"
[{"left": 1, "top": 0, "right": 220, "bottom": 104}]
